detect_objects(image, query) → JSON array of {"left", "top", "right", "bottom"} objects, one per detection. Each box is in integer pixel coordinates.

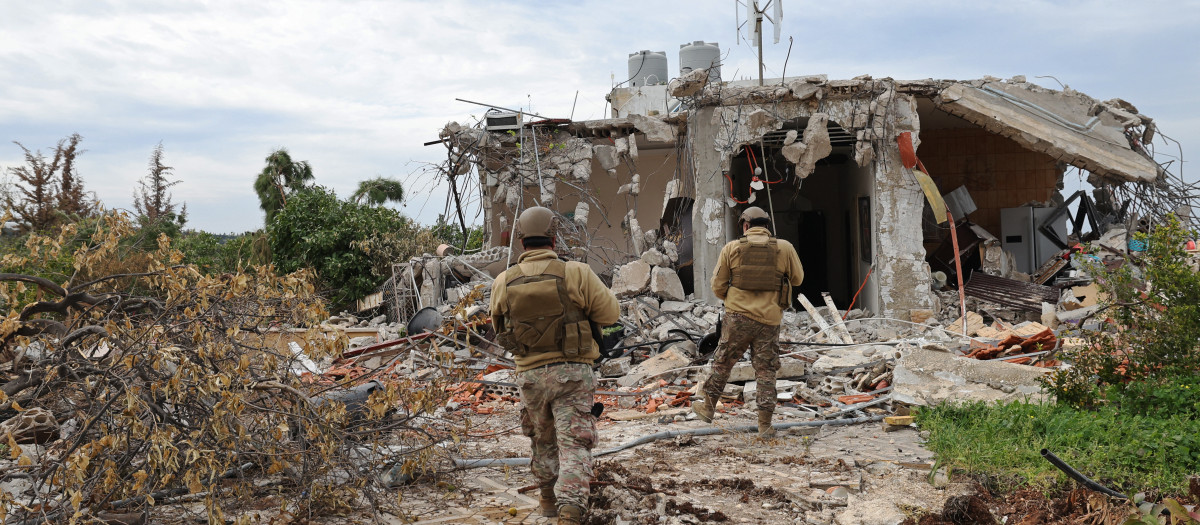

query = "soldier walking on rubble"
[
  {"left": 693, "top": 206, "right": 804, "bottom": 438},
  {"left": 490, "top": 206, "right": 620, "bottom": 525}
]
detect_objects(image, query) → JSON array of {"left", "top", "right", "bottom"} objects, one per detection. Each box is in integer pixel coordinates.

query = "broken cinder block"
[
  {"left": 617, "top": 348, "right": 691, "bottom": 388},
  {"left": 611, "top": 260, "right": 651, "bottom": 298},
  {"left": 650, "top": 267, "right": 686, "bottom": 301},
  {"left": 600, "top": 356, "right": 633, "bottom": 378}
]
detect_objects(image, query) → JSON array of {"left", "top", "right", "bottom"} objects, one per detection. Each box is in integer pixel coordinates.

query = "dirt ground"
[
  {"left": 394, "top": 400, "right": 953, "bottom": 524},
  {"left": 127, "top": 397, "right": 1157, "bottom": 524}
]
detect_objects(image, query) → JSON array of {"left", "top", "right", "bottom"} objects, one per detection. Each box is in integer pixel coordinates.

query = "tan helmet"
[
  {"left": 739, "top": 206, "right": 769, "bottom": 225},
  {"left": 516, "top": 206, "right": 555, "bottom": 238}
]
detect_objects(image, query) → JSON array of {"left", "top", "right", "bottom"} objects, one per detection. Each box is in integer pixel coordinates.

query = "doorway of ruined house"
[{"left": 728, "top": 120, "right": 862, "bottom": 309}]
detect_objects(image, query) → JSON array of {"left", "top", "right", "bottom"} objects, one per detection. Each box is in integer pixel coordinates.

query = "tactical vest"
[
  {"left": 497, "top": 259, "right": 591, "bottom": 358},
  {"left": 730, "top": 237, "right": 783, "bottom": 291}
]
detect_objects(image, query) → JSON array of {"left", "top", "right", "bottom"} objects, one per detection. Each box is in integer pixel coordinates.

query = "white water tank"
[
  {"left": 679, "top": 41, "right": 721, "bottom": 83},
  {"left": 628, "top": 50, "right": 668, "bottom": 87}
]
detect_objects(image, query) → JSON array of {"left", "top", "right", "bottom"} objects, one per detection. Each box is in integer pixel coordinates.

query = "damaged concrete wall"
[
  {"left": 474, "top": 125, "right": 685, "bottom": 276},
  {"left": 692, "top": 78, "right": 933, "bottom": 317}
]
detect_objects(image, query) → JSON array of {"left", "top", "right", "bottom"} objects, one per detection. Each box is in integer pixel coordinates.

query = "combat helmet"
[
  {"left": 739, "top": 206, "right": 769, "bottom": 225},
  {"left": 516, "top": 206, "right": 555, "bottom": 239}
]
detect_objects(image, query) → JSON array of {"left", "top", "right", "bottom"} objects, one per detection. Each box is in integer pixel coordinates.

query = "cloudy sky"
[{"left": 1, "top": 0, "right": 1196, "bottom": 234}]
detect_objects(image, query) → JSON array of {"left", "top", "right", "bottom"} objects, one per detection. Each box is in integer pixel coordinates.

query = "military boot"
[
  {"left": 558, "top": 504, "right": 584, "bottom": 525},
  {"left": 539, "top": 486, "right": 557, "bottom": 517},
  {"left": 692, "top": 395, "right": 715, "bottom": 423},
  {"left": 757, "top": 409, "right": 776, "bottom": 438}
]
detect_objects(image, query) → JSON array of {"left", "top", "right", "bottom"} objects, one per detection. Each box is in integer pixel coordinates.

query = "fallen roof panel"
[{"left": 935, "top": 82, "right": 1158, "bottom": 183}]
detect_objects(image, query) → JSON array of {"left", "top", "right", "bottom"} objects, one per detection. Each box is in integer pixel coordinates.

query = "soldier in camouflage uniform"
[
  {"left": 491, "top": 207, "right": 619, "bottom": 525},
  {"left": 694, "top": 207, "right": 804, "bottom": 438}
]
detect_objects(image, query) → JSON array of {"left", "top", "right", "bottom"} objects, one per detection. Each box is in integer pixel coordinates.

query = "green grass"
[{"left": 915, "top": 396, "right": 1200, "bottom": 497}]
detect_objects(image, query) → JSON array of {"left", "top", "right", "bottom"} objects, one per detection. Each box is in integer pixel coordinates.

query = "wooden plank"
[
  {"left": 822, "top": 292, "right": 854, "bottom": 344},
  {"left": 946, "top": 312, "right": 985, "bottom": 336},
  {"left": 797, "top": 294, "right": 833, "bottom": 343}
]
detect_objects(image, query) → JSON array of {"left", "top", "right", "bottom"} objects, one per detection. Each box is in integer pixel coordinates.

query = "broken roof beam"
[
  {"left": 935, "top": 82, "right": 1158, "bottom": 184},
  {"left": 565, "top": 115, "right": 683, "bottom": 143}
]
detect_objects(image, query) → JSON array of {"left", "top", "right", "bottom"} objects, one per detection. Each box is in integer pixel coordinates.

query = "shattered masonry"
[{"left": 435, "top": 72, "right": 1172, "bottom": 323}]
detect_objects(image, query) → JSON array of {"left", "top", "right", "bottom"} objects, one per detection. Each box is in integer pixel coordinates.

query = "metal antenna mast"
[{"left": 738, "top": 1, "right": 783, "bottom": 86}]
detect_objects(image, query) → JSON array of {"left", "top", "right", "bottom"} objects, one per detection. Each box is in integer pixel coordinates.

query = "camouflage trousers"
[
  {"left": 702, "top": 311, "right": 782, "bottom": 412},
  {"left": 516, "top": 362, "right": 597, "bottom": 509}
]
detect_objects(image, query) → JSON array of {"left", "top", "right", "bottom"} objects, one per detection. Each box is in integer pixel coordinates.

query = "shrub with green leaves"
[
  {"left": 1045, "top": 214, "right": 1200, "bottom": 408},
  {"left": 430, "top": 213, "right": 484, "bottom": 253},
  {"left": 919, "top": 214, "right": 1200, "bottom": 498},
  {"left": 267, "top": 186, "right": 438, "bottom": 309},
  {"left": 174, "top": 230, "right": 270, "bottom": 275}
]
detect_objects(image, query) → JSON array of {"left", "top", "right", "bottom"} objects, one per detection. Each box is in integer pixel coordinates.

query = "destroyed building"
[{"left": 402, "top": 44, "right": 1185, "bottom": 328}]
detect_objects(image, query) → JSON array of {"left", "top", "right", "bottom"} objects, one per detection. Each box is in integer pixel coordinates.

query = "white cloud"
[{"left": 1, "top": 0, "right": 1196, "bottom": 233}]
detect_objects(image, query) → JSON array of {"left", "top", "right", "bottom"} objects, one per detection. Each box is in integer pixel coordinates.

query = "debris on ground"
[{"left": 6, "top": 195, "right": 1197, "bottom": 524}]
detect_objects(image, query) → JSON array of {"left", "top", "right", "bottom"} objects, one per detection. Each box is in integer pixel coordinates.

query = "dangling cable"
[
  {"left": 747, "top": 147, "right": 784, "bottom": 183},
  {"left": 754, "top": 143, "right": 778, "bottom": 231},
  {"left": 723, "top": 171, "right": 750, "bottom": 204}
]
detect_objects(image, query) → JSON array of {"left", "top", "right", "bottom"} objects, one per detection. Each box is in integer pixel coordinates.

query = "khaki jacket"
[
  {"left": 490, "top": 249, "right": 620, "bottom": 371},
  {"left": 711, "top": 227, "right": 805, "bottom": 326}
]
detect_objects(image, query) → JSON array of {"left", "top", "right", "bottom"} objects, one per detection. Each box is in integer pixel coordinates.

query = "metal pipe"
[{"left": 455, "top": 98, "right": 552, "bottom": 121}]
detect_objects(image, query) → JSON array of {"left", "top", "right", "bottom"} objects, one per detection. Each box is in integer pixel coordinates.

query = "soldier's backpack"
[{"left": 497, "top": 259, "right": 591, "bottom": 358}]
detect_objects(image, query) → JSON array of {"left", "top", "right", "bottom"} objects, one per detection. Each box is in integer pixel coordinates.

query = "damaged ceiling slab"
[{"left": 934, "top": 80, "right": 1160, "bottom": 184}]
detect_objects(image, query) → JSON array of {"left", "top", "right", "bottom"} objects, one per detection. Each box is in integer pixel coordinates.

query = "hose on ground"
[{"left": 1040, "top": 448, "right": 1127, "bottom": 499}]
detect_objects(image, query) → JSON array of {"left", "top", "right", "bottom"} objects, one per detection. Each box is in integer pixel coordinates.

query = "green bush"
[
  {"left": 430, "top": 213, "right": 484, "bottom": 252},
  {"left": 267, "top": 186, "right": 437, "bottom": 309},
  {"left": 919, "top": 214, "right": 1200, "bottom": 498},
  {"left": 1108, "top": 374, "right": 1200, "bottom": 420},
  {"left": 1045, "top": 214, "right": 1200, "bottom": 408},
  {"left": 174, "top": 230, "right": 269, "bottom": 275}
]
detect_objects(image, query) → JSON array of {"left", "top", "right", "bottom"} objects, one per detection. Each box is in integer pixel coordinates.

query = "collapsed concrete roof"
[
  {"left": 932, "top": 80, "right": 1159, "bottom": 184},
  {"left": 603, "top": 74, "right": 1161, "bottom": 184}
]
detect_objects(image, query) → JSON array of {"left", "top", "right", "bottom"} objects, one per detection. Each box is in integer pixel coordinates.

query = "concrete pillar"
[
  {"left": 689, "top": 107, "right": 728, "bottom": 305},
  {"left": 873, "top": 95, "right": 934, "bottom": 318}
]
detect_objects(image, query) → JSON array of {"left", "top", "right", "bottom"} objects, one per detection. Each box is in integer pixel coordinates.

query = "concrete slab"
[
  {"left": 937, "top": 82, "right": 1157, "bottom": 183},
  {"left": 892, "top": 347, "right": 1050, "bottom": 406},
  {"left": 617, "top": 348, "right": 691, "bottom": 387},
  {"left": 728, "top": 357, "right": 807, "bottom": 382}
]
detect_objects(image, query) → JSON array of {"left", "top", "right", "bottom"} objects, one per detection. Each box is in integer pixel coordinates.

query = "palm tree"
[
  {"left": 351, "top": 176, "right": 405, "bottom": 206},
  {"left": 254, "top": 148, "right": 314, "bottom": 224}
]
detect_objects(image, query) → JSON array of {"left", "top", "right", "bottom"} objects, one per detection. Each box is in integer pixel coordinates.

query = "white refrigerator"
[{"left": 1000, "top": 207, "right": 1068, "bottom": 274}]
